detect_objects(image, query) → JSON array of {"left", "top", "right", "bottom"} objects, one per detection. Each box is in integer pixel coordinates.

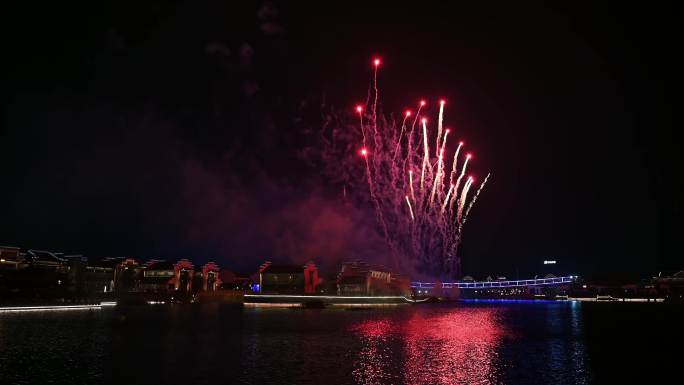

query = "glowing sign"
[{"left": 543, "top": 260, "right": 556, "bottom": 265}]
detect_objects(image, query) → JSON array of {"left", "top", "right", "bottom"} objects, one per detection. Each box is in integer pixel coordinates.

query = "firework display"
[{"left": 318, "top": 58, "right": 490, "bottom": 279}]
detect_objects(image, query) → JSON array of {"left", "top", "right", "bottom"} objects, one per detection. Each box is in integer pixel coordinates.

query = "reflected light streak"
[
  {"left": 0, "top": 304, "right": 104, "bottom": 313},
  {"left": 350, "top": 308, "right": 505, "bottom": 384},
  {"left": 403, "top": 308, "right": 504, "bottom": 384},
  {"left": 351, "top": 319, "right": 396, "bottom": 385}
]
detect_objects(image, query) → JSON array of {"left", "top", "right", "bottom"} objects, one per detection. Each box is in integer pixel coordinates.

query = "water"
[{"left": 1, "top": 301, "right": 681, "bottom": 384}]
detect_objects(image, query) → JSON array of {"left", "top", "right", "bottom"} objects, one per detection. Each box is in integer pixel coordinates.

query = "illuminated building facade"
[
  {"left": 0, "top": 246, "right": 25, "bottom": 269},
  {"left": 170, "top": 259, "right": 195, "bottom": 292},
  {"left": 219, "top": 269, "right": 253, "bottom": 290},
  {"left": 141, "top": 261, "right": 175, "bottom": 292},
  {"left": 138, "top": 259, "right": 214, "bottom": 294},
  {"left": 113, "top": 258, "right": 141, "bottom": 293},
  {"left": 199, "top": 262, "right": 222, "bottom": 291},
  {"left": 258, "top": 261, "right": 321, "bottom": 294},
  {"left": 337, "top": 260, "right": 409, "bottom": 296}
]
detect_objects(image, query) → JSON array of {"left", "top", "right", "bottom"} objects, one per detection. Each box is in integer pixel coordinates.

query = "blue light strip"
[{"left": 410, "top": 276, "right": 576, "bottom": 289}]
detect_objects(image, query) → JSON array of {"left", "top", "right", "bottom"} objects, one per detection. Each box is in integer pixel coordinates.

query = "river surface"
[{"left": 1, "top": 301, "right": 681, "bottom": 384}]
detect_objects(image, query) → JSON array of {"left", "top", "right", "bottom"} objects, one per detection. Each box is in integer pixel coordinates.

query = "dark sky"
[{"left": 1, "top": 1, "right": 681, "bottom": 279}]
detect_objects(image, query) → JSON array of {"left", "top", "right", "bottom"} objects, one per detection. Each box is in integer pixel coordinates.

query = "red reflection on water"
[
  {"left": 351, "top": 308, "right": 504, "bottom": 385},
  {"left": 350, "top": 319, "right": 395, "bottom": 385},
  {"left": 403, "top": 308, "right": 503, "bottom": 384}
]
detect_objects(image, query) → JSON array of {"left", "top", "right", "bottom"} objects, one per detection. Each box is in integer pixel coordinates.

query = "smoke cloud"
[{"left": 180, "top": 159, "right": 390, "bottom": 274}]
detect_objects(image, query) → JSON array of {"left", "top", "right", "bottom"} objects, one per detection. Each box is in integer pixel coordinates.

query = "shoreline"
[{"left": 0, "top": 295, "right": 672, "bottom": 312}]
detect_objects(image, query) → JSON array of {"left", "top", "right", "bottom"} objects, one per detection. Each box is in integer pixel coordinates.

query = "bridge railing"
[{"left": 410, "top": 276, "right": 576, "bottom": 289}]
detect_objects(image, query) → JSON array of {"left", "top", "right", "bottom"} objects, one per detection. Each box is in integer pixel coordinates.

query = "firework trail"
[
  {"left": 457, "top": 176, "right": 474, "bottom": 222},
  {"left": 409, "top": 170, "right": 415, "bottom": 201},
  {"left": 372, "top": 58, "right": 380, "bottom": 134},
  {"left": 441, "top": 184, "right": 454, "bottom": 213},
  {"left": 428, "top": 148, "right": 443, "bottom": 206},
  {"left": 356, "top": 105, "right": 366, "bottom": 143},
  {"left": 315, "top": 58, "right": 491, "bottom": 279},
  {"left": 449, "top": 141, "right": 463, "bottom": 187},
  {"left": 463, "top": 172, "right": 491, "bottom": 225},
  {"left": 405, "top": 195, "right": 415, "bottom": 221},
  {"left": 420, "top": 118, "right": 429, "bottom": 189},
  {"left": 450, "top": 153, "right": 471, "bottom": 211},
  {"left": 436, "top": 100, "right": 445, "bottom": 157},
  {"left": 393, "top": 110, "right": 412, "bottom": 160}
]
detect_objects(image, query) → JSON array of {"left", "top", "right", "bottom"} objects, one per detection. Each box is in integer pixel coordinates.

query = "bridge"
[{"left": 410, "top": 275, "right": 576, "bottom": 290}]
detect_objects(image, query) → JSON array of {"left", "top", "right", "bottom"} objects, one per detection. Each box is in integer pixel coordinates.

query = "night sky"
[{"left": 1, "top": 2, "right": 680, "bottom": 279}]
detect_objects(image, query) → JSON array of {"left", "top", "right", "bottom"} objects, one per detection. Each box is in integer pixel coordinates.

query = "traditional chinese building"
[
  {"left": 170, "top": 259, "right": 195, "bottom": 292},
  {"left": 258, "top": 261, "right": 321, "bottom": 294},
  {"left": 83, "top": 258, "right": 118, "bottom": 294},
  {"left": 113, "top": 258, "right": 142, "bottom": 293},
  {"left": 140, "top": 260, "right": 175, "bottom": 293},
  {"left": 199, "top": 262, "right": 222, "bottom": 291},
  {"left": 0, "top": 246, "right": 25, "bottom": 270},
  {"left": 26, "top": 250, "right": 68, "bottom": 271},
  {"left": 337, "top": 260, "right": 401, "bottom": 296},
  {"left": 219, "top": 269, "right": 253, "bottom": 291}
]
